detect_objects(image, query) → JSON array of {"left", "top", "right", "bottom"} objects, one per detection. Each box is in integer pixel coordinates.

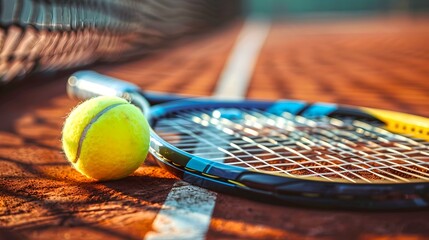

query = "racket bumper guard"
[
  {"left": 187, "top": 157, "right": 245, "bottom": 180},
  {"left": 267, "top": 100, "right": 308, "bottom": 115}
]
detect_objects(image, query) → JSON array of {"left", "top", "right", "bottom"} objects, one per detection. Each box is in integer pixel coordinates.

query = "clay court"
[{"left": 1, "top": 1, "right": 429, "bottom": 240}]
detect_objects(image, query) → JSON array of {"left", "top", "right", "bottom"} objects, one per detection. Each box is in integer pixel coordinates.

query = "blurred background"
[
  {"left": 246, "top": 0, "right": 429, "bottom": 18},
  {"left": 1, "top": 0, "right": 429, "bottom": 85},
  {"left": 0, "top": 0, "right": 428, "bottom": 118}
]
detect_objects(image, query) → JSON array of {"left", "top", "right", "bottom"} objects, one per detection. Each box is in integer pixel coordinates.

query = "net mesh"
[
  {"left": 154, "top": 108, "right": 429, "bottom": 183},
  {"left": 0, "top": 0, "right": 239, "bottom": 84}
]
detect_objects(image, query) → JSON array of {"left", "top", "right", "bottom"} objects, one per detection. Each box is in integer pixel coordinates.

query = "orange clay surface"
[{"left": 1, "top": 16, "right": 429, "bottom": 240}]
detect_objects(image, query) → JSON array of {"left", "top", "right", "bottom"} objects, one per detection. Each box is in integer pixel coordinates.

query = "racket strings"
[
  {"left": 263, "top": 111, "right": 429, "bottom": 182},
  {"left": 164, "top": 119, "right": 295, "bottom": 175},
  {"left": 231, "top": 110, "right": 429, "bottom": 182},
  {"left": 154, "top": 108, "right": 429, "bottom": 183}
]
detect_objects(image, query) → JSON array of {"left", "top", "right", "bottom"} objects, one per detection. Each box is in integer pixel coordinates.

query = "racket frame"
[{"left": 67, "top": 71, "right": 429, "bottom": 209}]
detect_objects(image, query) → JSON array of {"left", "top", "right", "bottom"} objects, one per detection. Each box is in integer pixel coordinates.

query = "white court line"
[
  {"left": 213, "top": 19, "right": 271, "bottom": 99},
  {"left": 145, "top": 183, "right": 217, "bottom": 240},
  {"left": 145, "top": 19, "right": 270, "bottom": 240}
]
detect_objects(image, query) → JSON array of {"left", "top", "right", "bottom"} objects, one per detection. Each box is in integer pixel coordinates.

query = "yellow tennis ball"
[{"left": 62, "top": 96, "right": 150, "bottom": 181}]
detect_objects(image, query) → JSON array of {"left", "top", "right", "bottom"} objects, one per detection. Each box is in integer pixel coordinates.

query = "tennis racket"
[{"left": 67, "top": 71, "right": 429, "bottom": 209}]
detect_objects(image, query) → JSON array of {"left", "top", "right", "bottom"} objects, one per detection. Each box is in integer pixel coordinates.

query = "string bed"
[{"left": 154, "top": 108, "right": 429, "bottom": 184}]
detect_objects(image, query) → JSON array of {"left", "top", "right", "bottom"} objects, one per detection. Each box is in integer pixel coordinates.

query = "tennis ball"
[{"left": 62, "top": 96, "right": 150, "bottom": 181}]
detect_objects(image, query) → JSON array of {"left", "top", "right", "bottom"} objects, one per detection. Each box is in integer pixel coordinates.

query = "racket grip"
[
  {"left": 67, "top": 71, "right": 140, "bottom": 100},
  {"left": 67, "top": 71, "right": 150, "bottom": 115}
]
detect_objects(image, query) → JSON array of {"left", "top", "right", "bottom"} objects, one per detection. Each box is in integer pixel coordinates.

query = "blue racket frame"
[{"left": 148, "top": 99, "right": 429, "bottom": 209}]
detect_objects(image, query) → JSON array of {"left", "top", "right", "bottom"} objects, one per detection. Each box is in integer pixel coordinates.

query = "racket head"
[
  {"left": 66, "top": 71, "right": 429, "bottom": 209},
  {"left": 147, "top": 98, "right": 429, "bottom": 209}
]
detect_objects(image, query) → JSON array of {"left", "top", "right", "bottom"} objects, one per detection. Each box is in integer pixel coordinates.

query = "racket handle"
[
  {"left": 68, "top": 71, "right": 192, "bottom": 105},
  {"left": 67, "top": 71, "right": 140, "bottom": 100},
  {"left": 67, "top": 71, "right": 150, "bottom": 115}
]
